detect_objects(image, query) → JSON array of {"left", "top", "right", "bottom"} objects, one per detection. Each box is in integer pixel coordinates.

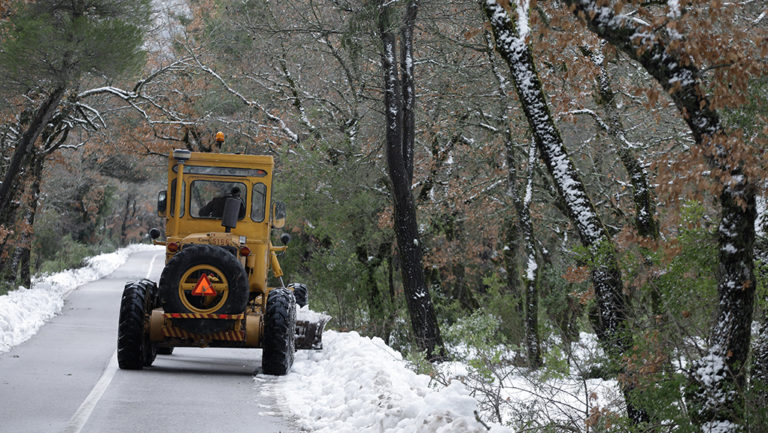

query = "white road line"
[
  {"left": 145, "top": 252, "right": 163, "bottom": 280},
  {"left": 62, "top": 252, "right": 163, "bottom": 433},
  {"left": 62, "top": 351, "right": 118, "bottom": 433}
]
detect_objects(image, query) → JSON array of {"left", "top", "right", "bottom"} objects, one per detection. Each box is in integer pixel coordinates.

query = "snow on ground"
[
  {"left": 266, "top": 329, "right": 512, "bottom": 433},
  {"left": 434, "top": 332, "right": 622, "bottom": 431},
  {"left": 0, "top": 246, "right": 511, "bottom": 432},
  {"left": 0, "top": 246, "right": 618, "bottom": 432},
  {"left": 268, "top": 328, "right": 618, "bottom": 432},
  {"left": 0, "top": 244, "right": 160, "bottom": 352}
]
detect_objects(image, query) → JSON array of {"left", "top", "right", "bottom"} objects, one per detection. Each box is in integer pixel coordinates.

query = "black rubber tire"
[
  {"left": 288, "top": 283, "right": 308, "bottom": 308},
  {"left": 117, "top": 282, "right": 153, "bottom": 370},
  {"left": 262, "top": 288, "right": 296, "bottom": 375},
  {"left": 135, "top": 279, "right": 158, "bottom": 366},
  {"left": 141, "top": 278, "right": 159, "bottom": 309},
  {"left": 159, "top": 244, "right": 249, "bottom": 334}
]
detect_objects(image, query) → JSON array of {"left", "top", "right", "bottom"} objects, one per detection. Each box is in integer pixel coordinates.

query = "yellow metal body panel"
[
  {"left": 245, "top": 311, "right": 263, "bottom": 347},
  {"left": 148, "top": 150, "right": 296, "bottom": 349},
  {"left": 149, "top": 309, "right": 165, "bottom": 342},
  {"left": 148, "top": 307, "right": 262, "bottom": 347},
  {"left": 161, "top": 151, "right": 279, "bottom": 295}
]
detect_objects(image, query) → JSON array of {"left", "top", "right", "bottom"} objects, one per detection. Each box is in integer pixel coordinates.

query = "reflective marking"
[
  {"left": 62, "top": 251, "right": 163, "bottom": 433},
  {"left": 62, "top": 351, "right": 118, "bottom": 433}
]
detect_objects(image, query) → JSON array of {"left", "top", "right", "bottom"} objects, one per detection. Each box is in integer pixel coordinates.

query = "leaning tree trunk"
[
  {"left": 587, "top": 42, "right": 658, "bottom": 240},
  {"left": 0, "top": 87, "right": 64, "bottom": 218},
  {"left": 0, "top": 87, "right": 64, "bottom": 280},
  {"left": 378, "top": 0, "right": 444, "bottom": 360},
  {"left": 564, "top": 2, "right": 757, "bottom": 430},
  {"left": 581, "top": 42, "right": 662, "bottom": 314},
  {"left": 481, "top": 0, "right": 647, "bottom": 424},
  {"left": 485, "top": 27, "right": 543, "bottom": 358}
]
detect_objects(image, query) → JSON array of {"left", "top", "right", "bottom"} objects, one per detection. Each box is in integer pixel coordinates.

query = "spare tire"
[{"left": 159, "top": 244, "right": 249, "bottom": 334}]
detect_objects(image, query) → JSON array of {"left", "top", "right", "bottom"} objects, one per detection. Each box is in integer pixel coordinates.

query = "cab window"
[
  {"left": 190, "top": 180, "right": 247, "bottom": 219},
  {"left": 252, "top": 183, "right": 267, "bottom": 222}
]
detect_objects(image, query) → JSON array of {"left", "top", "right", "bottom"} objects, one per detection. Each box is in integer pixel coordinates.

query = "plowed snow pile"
[
  {"left": 267, "top": 330, "right": 512, "bottom": 433},
  {"left": 0, "top": 244, "right": 161, "bottom": 351}
]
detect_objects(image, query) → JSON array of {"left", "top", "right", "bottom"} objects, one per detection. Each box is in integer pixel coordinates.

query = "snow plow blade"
[{"left": 295, "top": 309, "right": 331, "bottom": 350}]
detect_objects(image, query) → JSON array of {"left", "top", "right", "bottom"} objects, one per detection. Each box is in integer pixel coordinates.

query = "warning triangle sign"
[{"left": 191, "top": 273, "right": 217, "bottom": 296}]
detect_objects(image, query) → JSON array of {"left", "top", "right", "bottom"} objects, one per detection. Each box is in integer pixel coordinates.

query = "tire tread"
[{"left": 262, "top": 288, "right": 296, "bottom": 375}]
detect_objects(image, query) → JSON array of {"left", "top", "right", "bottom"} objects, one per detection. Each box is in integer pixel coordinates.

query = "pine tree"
[{"left": 0, "top": 0, "right": 151, "bottom": 282}]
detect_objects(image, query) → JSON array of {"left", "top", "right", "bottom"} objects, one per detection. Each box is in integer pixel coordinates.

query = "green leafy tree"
[{"left": 0, "top": 0, "right": 151, "bottom": 283}]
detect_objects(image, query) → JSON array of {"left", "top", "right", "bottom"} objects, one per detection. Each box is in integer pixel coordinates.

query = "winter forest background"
[{"left": 1, "top": 0, "right": 767, "bottom": 432}]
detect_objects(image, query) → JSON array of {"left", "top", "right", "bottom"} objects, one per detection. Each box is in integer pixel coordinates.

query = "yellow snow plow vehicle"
[{"left": 117, "top": 136, "right": 329, "bottom": 375}]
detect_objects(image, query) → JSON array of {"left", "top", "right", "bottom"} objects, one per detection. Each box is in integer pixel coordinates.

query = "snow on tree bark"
[
  {"left": 750, "top": 316, "right": 768, "bottom": 430},
  {"left": 584, "top": 42, "right": 659, "bottom": 240},
  {"left": 564, "top": 1, "right": 758, "bottom": 430},
  {"left": 378, "top": 0, "right": 445, "bottom": 361},
  {"left": 0, "top": 87, "right": 64, "bottom": 219},
  {"left": 0, "top": 87, "right": 64, "bottom": 281},
  {"left": 481, "top": 0, "right": 647, "bottom": 423},
  {"left": 484, "top": 27, "right": 540, "bottom": 366},
  {"left": 522, "top": 141, "right": 541, "bottom": 368}
]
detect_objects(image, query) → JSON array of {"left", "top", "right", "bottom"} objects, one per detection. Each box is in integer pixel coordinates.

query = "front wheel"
[
  {"left": 287, "top": 283, "right": 308, "bottom": 308},
  {"left": 262, "top": 288, "right": 296, "bottom": 375}
]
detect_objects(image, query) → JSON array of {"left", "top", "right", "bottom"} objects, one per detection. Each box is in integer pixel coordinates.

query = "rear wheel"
[
  {"left": 117, "top": 281, "right": 154, "bottom": 370},
  {"left": 262, "top": 288, "right": 296, "bottom": 375},
  {"left": 159, "top": 244, "right": 249, "bottom": 334}
]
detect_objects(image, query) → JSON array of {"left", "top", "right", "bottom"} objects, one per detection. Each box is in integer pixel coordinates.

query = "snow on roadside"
[
  {"left": 0, "top": 244, "right": 161, "bottom": 352},
  {"left": 268, "top": 330, "right": 513, "bottom": 433}
]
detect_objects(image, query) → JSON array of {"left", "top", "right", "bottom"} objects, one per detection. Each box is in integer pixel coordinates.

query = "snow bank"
[
  {"left": 0, "top": 244, "right": 159, "bottom": 352},
  {"left": 270, "top": 331, "right": 513, "bottom": 433},
  {"left": 437, "top": 332, "right": 621, "bottom": 431}
]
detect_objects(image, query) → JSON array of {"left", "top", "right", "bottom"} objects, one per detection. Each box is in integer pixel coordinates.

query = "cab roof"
[{"left": 181, "top": 152, "right": 274, "bottom": 170}]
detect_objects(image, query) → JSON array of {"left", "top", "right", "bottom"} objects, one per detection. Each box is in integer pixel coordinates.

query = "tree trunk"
[
  {"left": 0, "top": 88, "right": 63, "bottom": 281},
  {"left": 356, "top": 242, "right": 393, "bottom": 340},
  {"left": 378, "top": 0, "right": 444, "bottom": 360},
  {"left": 564, "top": 2, "right": 757, "bottom": 430},
  {"left": 586, "top": 43, "right": 659, "bottom": 240},
  {"left": 0, "top": 87, "right": 64, "bottom": 218},
  {"left": 9, "top": 153, "right": 46, "bottom": 287},
  {"left": 485, "top": 28, "right": 525, "bottom": 321},
  {"left": 582, "top": 42, "right": 662, "bottom": 315},
  {"left": 749, "top": 309, "right": 768, "bottom": 432},
  {"left": 482, "top": 0, "right": 646, "bottom": 423},
  {"left": 119, "top": 195, "right": 136, "bottom": 246},
  {"left": 521, "top": 141, "right": 541, "bottom": 368}
]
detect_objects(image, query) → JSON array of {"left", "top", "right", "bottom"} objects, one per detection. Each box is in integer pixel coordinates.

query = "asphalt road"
[{"left": 0, "top": 249, "right": 298, "bottom": 433}]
